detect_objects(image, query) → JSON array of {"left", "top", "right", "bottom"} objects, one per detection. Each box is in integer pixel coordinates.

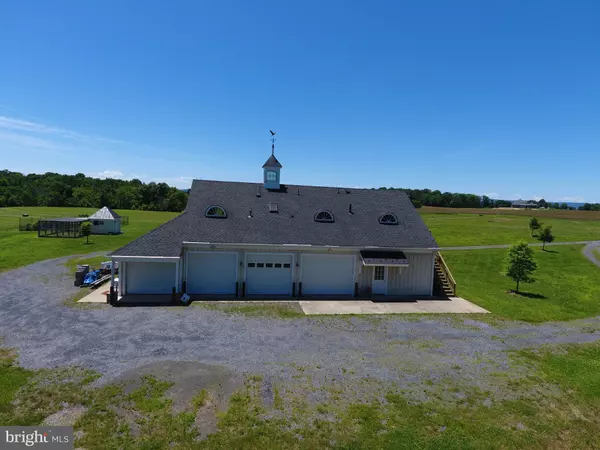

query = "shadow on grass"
[
  {"left": 541, "top": 249, "right": 559, "bottom": 253},
  {"left": 507, "top": 290, "right": 546, "bottom": 299}
]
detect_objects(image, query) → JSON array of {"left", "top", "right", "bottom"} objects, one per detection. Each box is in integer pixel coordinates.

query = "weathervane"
[{"left": 269, "top": 130, "right": 276, "bottom": 155}]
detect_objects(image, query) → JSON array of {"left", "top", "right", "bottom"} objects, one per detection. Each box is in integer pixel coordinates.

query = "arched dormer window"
[
  {"left": 205, "top": 205, "right": 227, "bottom": 218},
  {"left": 314, "top": 210, "right": 334, "bottom": 223},
  {"left": 379, "top": 213, "right": 398, "bottom": 225}
]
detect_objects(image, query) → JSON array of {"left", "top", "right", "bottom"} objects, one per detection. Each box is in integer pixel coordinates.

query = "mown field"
[
  {"left": 0, "top": 207, "right": 178, "bottom": 272},
  {"left": 421, "top": 206, "right": 600, "bottom": 220},
  {"left": 444, "top": 244, "right": 600, "bottom": 322},
  {"left": 420, "top": 208, "right": 600, "bottom": 247}
]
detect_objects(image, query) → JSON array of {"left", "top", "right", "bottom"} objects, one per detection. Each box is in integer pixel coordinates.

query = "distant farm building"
[
  {"left": 88, "top": 207, "right": 122, "bottom": 234},
  {"left": 37, "top": 206, "right": 123, "bottom": 238},
  {"left": 511, "top": 200, "right": 537, "bottom": 209}
]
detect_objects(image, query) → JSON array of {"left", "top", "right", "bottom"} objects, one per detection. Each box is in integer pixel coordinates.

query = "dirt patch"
[
  {"left": 195, "top": 393, "right": 219, "bottom": 439},
  {"left": 113, "top": 360, "right": 244, "bottom": 412},
  {"left": 43, "top": 405, "right": 87, "bottom": 426}
]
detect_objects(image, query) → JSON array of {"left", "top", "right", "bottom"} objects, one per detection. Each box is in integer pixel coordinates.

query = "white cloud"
[
  {"left": 0, "top": 116, "right": 123, "bottom": 144},
  {"left": 152, "top": 176, "right": 195, "bottom": 188},
  {"left": 0, "top": 131, "right": 61, "bottom": 151},
  {"left": 95, "top": 170, "right": 124, "bottom": 179},
  {"left": 88, "top": 172, "right": 193, "bottom": 188},
  {"left": 560, "top": 196, "right": 585, "bottom": 203}
]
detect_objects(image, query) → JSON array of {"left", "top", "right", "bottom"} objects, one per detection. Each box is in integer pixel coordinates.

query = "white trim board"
[
  {"left": 111, "top": 256, "right": 180, "bottom": 261},
  {"left": 183, "top": 241, "right": 438, "bottom": 253}
]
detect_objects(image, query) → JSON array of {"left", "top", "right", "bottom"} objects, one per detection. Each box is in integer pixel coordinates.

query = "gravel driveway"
[{"left": 1, "top": 254, "right": 600, "bottom": 402}]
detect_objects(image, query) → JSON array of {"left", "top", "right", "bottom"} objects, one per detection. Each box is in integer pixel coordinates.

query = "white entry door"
[{"left": 372, "top": 266, "right": 387, "bottom": 294}]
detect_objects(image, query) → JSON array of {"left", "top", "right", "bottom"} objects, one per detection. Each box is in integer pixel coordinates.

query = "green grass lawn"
[
  {"left": 0, "top": 207, "right": 178, "bottom": 272},
  {"left": 444, "top": 245, "right": 600, "bottom": 322},
  {"left": 2, "top": 339, "right": 600, "bottom": 448},
  {"left": 421, "top": 213, "right": 600, "bottom": 247}
]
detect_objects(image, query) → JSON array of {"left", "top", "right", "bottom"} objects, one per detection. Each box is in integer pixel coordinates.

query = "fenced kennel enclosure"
[{"left": 37, "top": 218, "right": 89, "bottom": 238}]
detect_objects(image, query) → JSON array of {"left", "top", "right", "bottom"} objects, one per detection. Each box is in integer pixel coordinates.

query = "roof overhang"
[
  {"left": 360, "top": 250, "right": 409, "bottom": 267},
  {"left": 182, "top": 241, "right": 437, "bottom": 252},
  {"left": 109, "top": 255, "right": 180, "bottom": 261}
]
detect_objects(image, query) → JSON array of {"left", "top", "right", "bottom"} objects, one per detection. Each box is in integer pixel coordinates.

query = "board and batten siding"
[
  {"left": 183, "top": 245, "right": 359, "bottom": 286},
  {"left": 387, "top": 252, "right": 434, "bottom": 296},
  {"left": 182, "top": 245, "right": 434, "bottom": 296},
  {"left": 91, "top": 219, "right": 120, "bottom": 234}
]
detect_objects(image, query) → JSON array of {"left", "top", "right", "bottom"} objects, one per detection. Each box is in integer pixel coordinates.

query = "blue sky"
[{"left": 0, "top": 0, "right": 598, "bottom": 202}]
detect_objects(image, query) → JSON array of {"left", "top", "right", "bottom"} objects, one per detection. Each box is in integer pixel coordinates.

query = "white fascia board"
[
  {"left": 182, "top": 241, "right": 436, "bottom": 253},
  {"left": 111, "top": 255, "right": 180, "bottom": 262},
  {"left": 362, "top": 263, "right": 410, "bottom": 267}
]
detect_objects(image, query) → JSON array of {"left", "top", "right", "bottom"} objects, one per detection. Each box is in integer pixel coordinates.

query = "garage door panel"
[
  {"left": 187, "top": 252, "right": 237, "bottom": 294},
  {"left": 302, "top": 254, "right": 355, "bottom": 295},
  {"left": 127, "top": 262, "right": 176, "bottom": 295},
  {"left": 246, "top": 253, "right": 293, "bottom": 295}
]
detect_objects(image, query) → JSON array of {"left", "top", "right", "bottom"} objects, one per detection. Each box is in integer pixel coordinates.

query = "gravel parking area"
[{"left": 2, "top": 254, "right": 600, "bottom": 402}]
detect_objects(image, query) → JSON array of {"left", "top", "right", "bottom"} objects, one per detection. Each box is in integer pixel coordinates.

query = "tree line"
[
  {"left": 378, "top": 187, "right": 506, "bottom": 208},
  {"left": 2, "top": 169, "right": 597, "bottom": 213},
  {"left": 0, "top": 170, "right": 188, "bottom": 212},
  {"left": 379, "top": 187, "right": 600, "bottom": 211}
]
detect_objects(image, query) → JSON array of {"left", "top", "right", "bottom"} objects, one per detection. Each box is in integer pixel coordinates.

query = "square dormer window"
[{"left": 267, "top": 171, "right": 277, "bottom": 181}]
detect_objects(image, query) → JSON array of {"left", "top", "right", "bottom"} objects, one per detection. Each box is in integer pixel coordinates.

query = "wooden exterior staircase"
[{"left": 434, "top": 252, "right": 456, "bottom": 297}]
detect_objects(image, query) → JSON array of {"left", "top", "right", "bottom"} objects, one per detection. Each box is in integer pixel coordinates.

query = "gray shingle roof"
[
  {"left": 111, "top": 180, "right": 438, "bottom": 257},
  {"left": 262, "top": 155, "right": 282, "bottom": 168}
]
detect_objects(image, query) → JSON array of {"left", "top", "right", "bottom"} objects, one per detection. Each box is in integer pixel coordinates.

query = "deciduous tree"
[
  {"left": 529, "top": 217, "right": 542, "bottom": 236},
  {"left": 82, "top": 222, "right": 92, "bottom": 245},
  {"left": 505, "top": 242, "right": 537, "bottom": 293},
  {"left": 538, "top": 226, "right": 555, "bottom": 250}
]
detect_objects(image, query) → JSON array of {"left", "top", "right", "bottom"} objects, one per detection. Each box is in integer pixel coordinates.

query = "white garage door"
[
  {"left": 187, "top": 252, "right": 237, "bottom": 294},
  {"left": 246, "top": 253, "right": 293, "bottom": 295},
  {"left": 301, "top": 254, "right": 355, "bottom": 295},
  {"left": 126, "top": 262, "right": 177, "bottom": 294}
]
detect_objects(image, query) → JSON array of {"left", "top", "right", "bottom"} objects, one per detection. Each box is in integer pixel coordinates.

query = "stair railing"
[{"left": 435, "top": 252, "right": 456, "bottom": 296}]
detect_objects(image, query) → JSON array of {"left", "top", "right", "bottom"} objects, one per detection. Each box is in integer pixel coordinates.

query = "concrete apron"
[
  {"left": 78, "top": 282, "right": 111, "bottom": 303},
  {"left": 77, "top": 287, "right": 489, "bottom": 314},
  {"left": 299, "top": 297, "right": 489, "bottom": 315}
]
